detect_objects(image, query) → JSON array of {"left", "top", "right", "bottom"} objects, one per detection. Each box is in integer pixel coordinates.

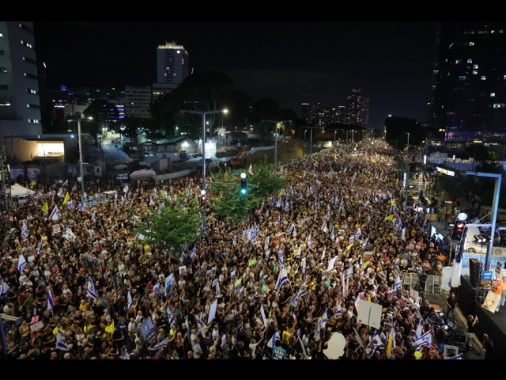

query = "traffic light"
[
  {"left": 451, "top": 219, "right": 466, "bottom": 242},
  {"left": 239, "top": 173, "right": 247, "bottom": 195}
]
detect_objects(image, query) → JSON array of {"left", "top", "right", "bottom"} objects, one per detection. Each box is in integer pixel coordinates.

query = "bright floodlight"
[
  {"left": 240, "top": 172, "right": 246, "bottom": 179},
  {"left": 457, "top": 212, "right": 468, "bottom": 221},
  {"left": 201, "top": 189, "right": 206, "bottom": 196}
]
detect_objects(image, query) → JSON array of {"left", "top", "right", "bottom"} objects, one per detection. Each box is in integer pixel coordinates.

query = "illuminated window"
[
  {"left": 493, "top": 103, "right": 505, "bottom": 109},
  {"left": 473, "top": 64, "right": 479, "bottom": 69},
  {"left": 469, "top": 42, "right": 475, "bottom": 46},
  {"left": 459, "top": 76, "right": 467, "bottom": 81},
  {"left": 491, "top": 92, "right": 496, "bottom": 97},
  {"left": 481, "top": 76, "right": 486, "bottom": 80},
  {"left": 473, "top": 70, "right": 478, "bottom": 75},
  {"left": 467, "top": 59, "right": 473, "bottom": 64}
]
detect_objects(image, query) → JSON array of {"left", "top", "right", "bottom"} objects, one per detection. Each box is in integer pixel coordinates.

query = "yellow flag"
[
  {"left": 346, "top": 243, "right": 354, "bottom": 251},
  {"left": 362, "top": 260, "right": 370, "bottom": 269},
  {"left": 105, "top": 319, "right": 115, "bottom": 334},
  {"left": 62, "top": 192, "right": 70, "bottom": 205},
  {"left": 386, "top": 329, "right": 394, "bottom": 358},
  {"left": 391, "top": 199, "right": 396, "bottom": 206},
  {"left": 384, "top": 214, "right": 394, "bottom": 221},
  {"left": 41, "top": 202, "right": 48, "bottom": 213}
]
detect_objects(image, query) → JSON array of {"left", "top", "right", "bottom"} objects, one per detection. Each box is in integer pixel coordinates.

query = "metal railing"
[{"left": 402, "top": 272, "right": 442, "bottom": 294}]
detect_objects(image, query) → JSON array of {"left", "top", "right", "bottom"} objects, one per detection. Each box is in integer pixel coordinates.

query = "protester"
[{"left": 0, "top": 141, "right": 456, "bottom": 360}]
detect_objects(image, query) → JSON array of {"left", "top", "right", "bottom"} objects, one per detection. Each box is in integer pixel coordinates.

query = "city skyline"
[{"left": 34, "top": 21, "right": 437, "bottom": 129}]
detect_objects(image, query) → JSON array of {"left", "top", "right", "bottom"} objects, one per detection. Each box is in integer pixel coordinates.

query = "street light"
[
  {"left": 263, "top": 120, "right": 286, "bottom": 171},
  {"left": 77, "top": 117, "right": 93, "bottom": 199},
  {"left": 406, "top": 132, "right": 410, "bottom": 152},
  {"left": 180, "top": 108, "right": 228, "bottom": 231}
]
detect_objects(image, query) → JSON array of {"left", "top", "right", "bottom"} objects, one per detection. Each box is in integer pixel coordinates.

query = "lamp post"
[
  {"left": 180, "top": 109, "right": 228, "bottom": 231},
  {"left": 406, "top": 132, "right": 410, "bottom": 152},
  {"left": 76, "top": 117, "right": 93, "bottom": 199},
  {"left": 466, "top": 171, "right": 502, "bottom": 271},
  {"left": 263, "top": 120, "right": 287, "bottom": 171}
]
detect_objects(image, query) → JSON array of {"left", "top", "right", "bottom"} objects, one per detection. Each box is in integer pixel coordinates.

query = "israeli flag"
[
  {"left": 86, "top": 276, "right": 99, "bottom": 301},
  {"left": 275, "top": 267, "right": 289, "bottom": 291},
  {"left": 47, "top": 289, "right": 54, "bottom": 311},
  {"left": 127, "top": 290, "right": 134, "bottom": 310},
  {"left": 56, "top": 331, "right": 67, "bottom": 350},
  {"left": 49, "top": 205, "right": 62, "bottom": 221},
  {"left": 18, "top": 253, "right": 27, "bottom": 273},
  {"left": 151, "top": 337, "right": 168, "bottom": 351}
]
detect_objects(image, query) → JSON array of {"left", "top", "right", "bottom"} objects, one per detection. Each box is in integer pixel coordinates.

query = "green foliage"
[
  {"left": 131, "top": 192, "right": 202, "bottom": 251},
  {"left": 208, "top": 155, "right": 287, "bottom": 222}
]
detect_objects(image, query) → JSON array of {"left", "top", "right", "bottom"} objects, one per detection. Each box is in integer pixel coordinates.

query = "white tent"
[
  {"left": 9, "top": 183, "right": 35, "bottom": 198},
  {"left": 129, "top": 168, "right": 157, "bottom": 180}
]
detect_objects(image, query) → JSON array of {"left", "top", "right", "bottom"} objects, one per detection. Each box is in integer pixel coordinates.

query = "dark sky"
[{"left": 33, "top": 21, "right": 436, "bottom": 129}]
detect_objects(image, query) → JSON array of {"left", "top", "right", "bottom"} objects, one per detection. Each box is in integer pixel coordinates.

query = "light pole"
[
  {"left": 406, "top": 132, "right": 410, "bottom": 152},
  {"left": 263, "top": 120, "right": 287, "bottom": 171},
  {"left": 180, "top": 109, "right": 228, "bottom": 231},
  {"left": 77, "top": 117, "right": 92, "bottom": 199},
  {"left": 466, "top": 171, "right": 502, "bottom": 271}
]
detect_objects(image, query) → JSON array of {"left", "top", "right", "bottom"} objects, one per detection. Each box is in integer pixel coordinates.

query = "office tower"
[
  {"left": 0, "top": 21, "right": 42, "bottom": 136},
  {"left": 124, "top": 85, "right": 152, "bottom": 119},
  {"left": 152, "top": 41, "right": 189, "bottom": 98},
  {"left": 431, "top": 22, "right": 506, "bottom": 133},
  {"left": 345, "top": 88, "right": 369, "bottom": 128}
]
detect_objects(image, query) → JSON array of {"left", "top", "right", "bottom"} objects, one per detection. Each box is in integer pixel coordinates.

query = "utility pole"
[
  {"left": 262, "top": 120, "right": 287, "bottom": 171},
  {"left": 0, "top": 134, "right": 9, "bottom": 210}
]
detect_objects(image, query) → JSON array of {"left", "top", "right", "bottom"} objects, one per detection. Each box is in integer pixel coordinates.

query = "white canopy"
[
  {"left": 10, "top": 183, "right": 35, "bottom": 198},
  {"left": 130, "top": 168, "right": 156, "bottom": 179}
]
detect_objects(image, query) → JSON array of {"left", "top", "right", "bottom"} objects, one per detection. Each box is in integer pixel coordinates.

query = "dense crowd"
[{"left": 1, "top": 141, "right": 455, "bottom": 360}]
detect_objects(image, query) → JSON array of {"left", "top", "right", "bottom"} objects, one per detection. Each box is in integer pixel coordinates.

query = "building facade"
[
  {"left": 153, "top": 41, "right": 189, "bottom": 98},
  {"left": 431, "top": 22, "right": 506, "bottom": 134},
  {"left": 124, "top": 85, "right": 152, "bottom": 119},
  {"left": 0, "top": 21, "right": 42, "bottom": 136}
]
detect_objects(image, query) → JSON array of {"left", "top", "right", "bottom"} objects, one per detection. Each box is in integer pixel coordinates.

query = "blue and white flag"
[
  {"left": 47, "top": 289, "right": 54, "bottom": 311},
  {"left": 317, "top": 309, "right": 328, "bottom": 332},
  {"left": 415, "top": 318, "right": 424, "bottom": 339},
  {"left": 394, "top": 273, "right": 403, "bottom": 289},
  {"left": 267, "top": 331, "right": 281, "bottom": 348},
  {"left": 123, "top": 184, "right": 129, "bottom": 193},
  {"left": 127, "top": 290, "right": 134, "bottom": 310},
  {"left": 412, "top": 330, "right": 432, "bottom": 349},
  {"left": 366, "top": 330, "right": 384, "bottom": 357},
  {"left": 56, "top": 331, "right": 68, "bottom": 350},
  {"left": 0, "top": 279, "right": 10, "bottom": 298},
  {"left": 49, "top": 205, "right": 62, "bottom": 221},
  {"left": 287, "top": 223, "right": 295, "bottom": 235},
  {"left": 448, "top": 352, "right": 464, "bottom": 360},
  {"left": 18, "top": 253, "right": 27, "bottom": 273},
  {"left": 165, "top": 304, "right": 175, "bottom": 326},
  {"left": 86, "top": 276, "right": 99, "bottom": 301},
  {"left": 275, "top": 267, "right": 289, "bottom": 291},
  {"left": 289, "top": 278, "right": 307, "bottom": 307},
  {"left": 151, "top": 337, "right": 168, "bottom": 350}
]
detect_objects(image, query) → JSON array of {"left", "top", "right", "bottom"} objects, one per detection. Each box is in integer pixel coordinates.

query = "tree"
[
  {"left": 131, "top": 192, "right": 202, "bottom": 254},
  {"left": 208, "top": 155, "right": 287, "bottom": 222}
]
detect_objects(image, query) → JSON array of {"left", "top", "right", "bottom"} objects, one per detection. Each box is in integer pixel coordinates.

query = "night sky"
[{"left": 33, "top": 21, "right": 437, "bottom": 129}]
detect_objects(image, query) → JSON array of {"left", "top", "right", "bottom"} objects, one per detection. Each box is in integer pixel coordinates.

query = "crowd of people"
[{"left": 0, "top": 141, "right": 470, "bottom": 360}]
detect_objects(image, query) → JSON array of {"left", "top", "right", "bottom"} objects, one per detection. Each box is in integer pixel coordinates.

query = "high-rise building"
[
  {"left": 0, "top": 21, "right": 42, "bottom": 136},
  {"left": 344, "top": 88, "right": 369, "bottom": 128},
  {"left": 124, "top": 85, "right": 152, "bottom": 119},
  {"left": 431, "top": 22, "right": 506, "bottom": 133},
  {"left": 152, "top": 41, "right": 189, "bottom": 98}
]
